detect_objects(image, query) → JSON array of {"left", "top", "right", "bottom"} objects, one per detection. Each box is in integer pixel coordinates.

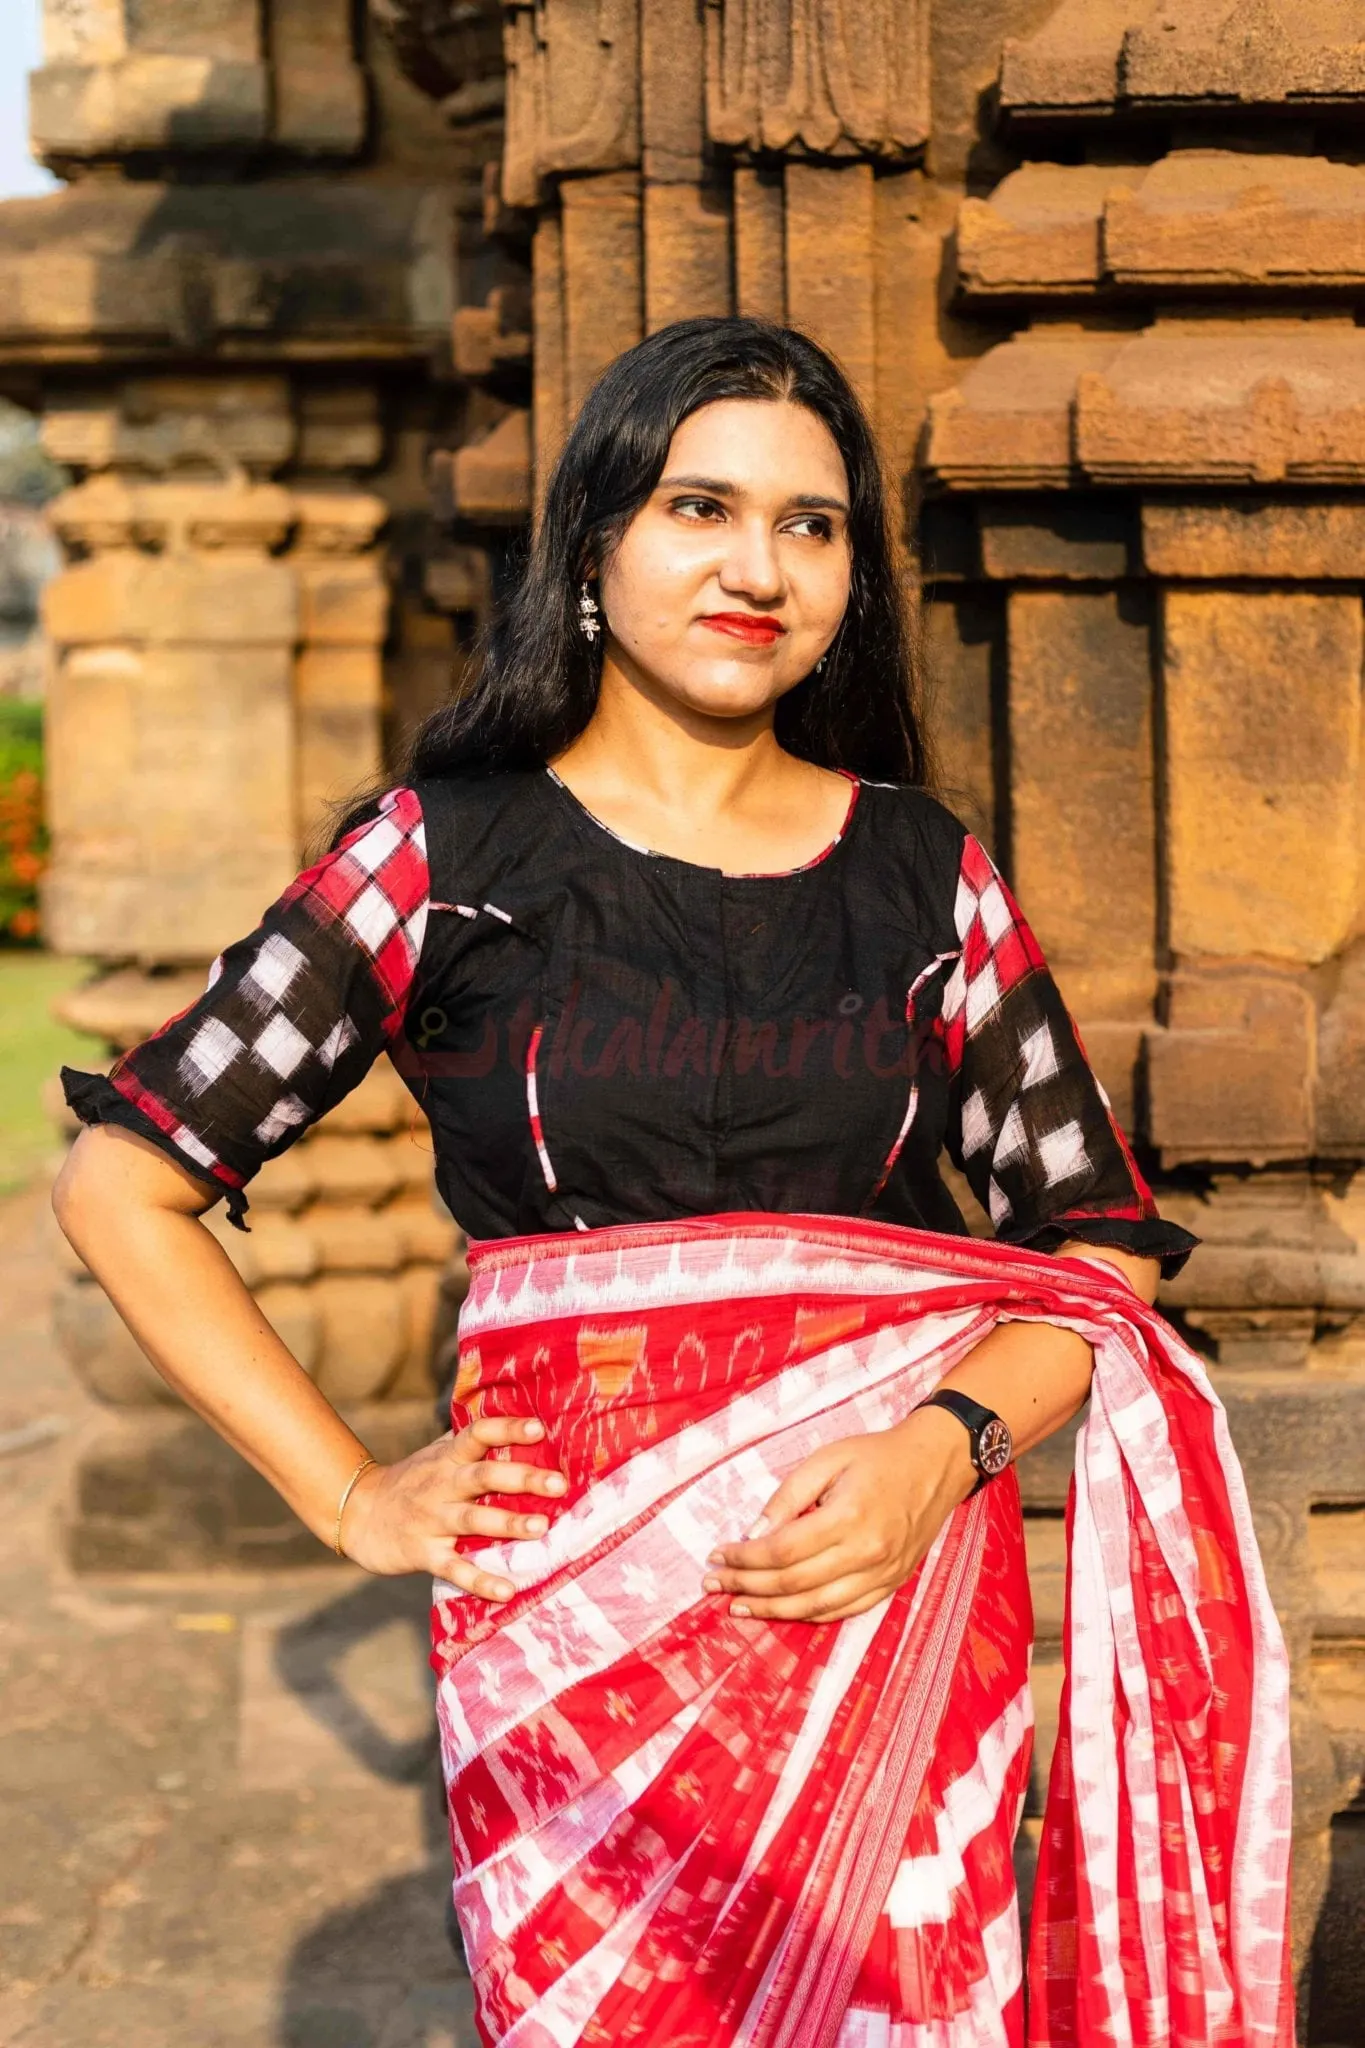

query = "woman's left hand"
[{"left": 701, "top": 1403, "right": 980, "bottom": 1623}]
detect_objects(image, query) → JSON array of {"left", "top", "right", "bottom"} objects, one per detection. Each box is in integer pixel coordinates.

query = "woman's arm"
[
  {"left": 53, "top": 1124, "right": 566, "bottom": 1591},
  {"left": 703, "top": 1243, "right": 1157, "bottom": 1623}
]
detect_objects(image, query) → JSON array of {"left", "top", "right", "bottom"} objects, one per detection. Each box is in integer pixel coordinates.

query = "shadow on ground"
[{"left": 272, "top": 1576, "right": 476, "bottom": 2048}]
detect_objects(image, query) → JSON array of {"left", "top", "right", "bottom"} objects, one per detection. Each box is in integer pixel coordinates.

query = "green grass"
[{"left": 0, "top": 951, "right": 105, "bottom": 1195}]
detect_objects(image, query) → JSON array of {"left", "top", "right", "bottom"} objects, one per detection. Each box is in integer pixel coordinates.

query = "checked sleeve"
[
  {"left": 61, "top": 787, "right": 429, "bottom": 1229},
  {"left": 940, "top": 833, "right": 1197, "bottom": 1278}
]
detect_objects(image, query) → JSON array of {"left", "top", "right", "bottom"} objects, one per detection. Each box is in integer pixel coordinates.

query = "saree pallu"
[{"left": 431, "top": 1215, "right": 1294, "bottom": 2048}]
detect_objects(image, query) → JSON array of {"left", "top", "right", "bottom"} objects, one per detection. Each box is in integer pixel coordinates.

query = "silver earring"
[
  {"left": 816, "top": 654, "right": 827, "bottom": 673},
  {"left": 578, "top": 583, "right": 601, "bottom": 642}
]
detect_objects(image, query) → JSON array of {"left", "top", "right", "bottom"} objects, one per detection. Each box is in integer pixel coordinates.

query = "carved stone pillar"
[
  {"left": 925, "top": 7, "right": 1365, "bottom": 2021},
  {"left": 2, "top": 0, "right": 519, "bottom": 1569}
]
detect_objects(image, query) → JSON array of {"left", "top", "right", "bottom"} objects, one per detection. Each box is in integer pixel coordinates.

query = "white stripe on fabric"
[
  {"left": 457, "top": 1230, "right": 978, "bottom": 1339},
  {"left": 884, "top": 1683, "right": 1031, "bottom": 1930}
]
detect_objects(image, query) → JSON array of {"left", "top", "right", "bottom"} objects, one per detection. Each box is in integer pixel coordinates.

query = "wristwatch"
[{"left": 922, "top": 1389, "right": 1013, "bottom": 1493}]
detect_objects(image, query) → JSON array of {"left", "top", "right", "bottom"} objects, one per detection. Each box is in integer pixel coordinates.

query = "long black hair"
[{"left": 337, "top": 317, "right": 929, "bottom": 840}]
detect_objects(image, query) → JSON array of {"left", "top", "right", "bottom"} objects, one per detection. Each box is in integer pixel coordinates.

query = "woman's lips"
[{"left": 700, "top": 612, "right": 788, "bottom": 646}]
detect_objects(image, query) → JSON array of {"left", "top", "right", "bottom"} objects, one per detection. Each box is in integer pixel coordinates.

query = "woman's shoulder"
[{"left": 853, "top": 779, "right": 971, "bottom": 884}]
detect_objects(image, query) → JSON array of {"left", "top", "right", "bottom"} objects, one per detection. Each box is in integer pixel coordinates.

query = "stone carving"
[
  {"left": 704, "top": 0, "right": 929, "bottom": 157},
  {"left": 501, "top": 0, "right": 641, "bottom": 208}
]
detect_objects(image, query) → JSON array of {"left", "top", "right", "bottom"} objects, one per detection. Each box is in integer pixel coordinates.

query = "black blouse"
[{"left": 63, "top": 769, "right": 1196, "bottom": 1275}]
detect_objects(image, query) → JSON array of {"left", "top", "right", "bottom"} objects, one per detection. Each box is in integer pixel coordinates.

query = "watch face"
[{"left": 976, "top": 1417, "right": 1013, "bottom": 1477}]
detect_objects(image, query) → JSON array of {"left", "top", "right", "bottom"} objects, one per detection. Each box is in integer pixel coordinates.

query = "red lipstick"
[{"left": 701, "top": 612, "right": 787, "bottom": 646}]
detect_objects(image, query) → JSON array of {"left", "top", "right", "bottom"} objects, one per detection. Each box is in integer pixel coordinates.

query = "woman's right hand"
[{"left": 339, "top": 1414, "right": 567, "bottom": 1594}]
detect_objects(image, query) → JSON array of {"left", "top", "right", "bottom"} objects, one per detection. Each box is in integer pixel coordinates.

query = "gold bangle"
[{"left": 333, "top": 1453, "right": 377, "bottom": 1557}]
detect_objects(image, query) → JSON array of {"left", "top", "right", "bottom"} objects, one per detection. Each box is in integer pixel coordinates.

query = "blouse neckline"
[{"left": 543, "top": 765, "right": 862, "bottom": 880}]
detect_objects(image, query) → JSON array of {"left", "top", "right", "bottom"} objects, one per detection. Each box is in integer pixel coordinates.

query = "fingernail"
[
  {"left": 526, "top": 1515, "right": 547, "bottom": 1534},
  {"left": 702, "top": 1574, "right": 722, "bottom": 1593},
  {"left": 730, "top": 1602, "right": 752, "bottom": 1618},
  {"left": 524, "top": 1420, "right": 544, "bottom": 1438},
  {"left": 745, "top": 1515, "right": 771, "bottom": 1540},
  {"left": 545, "top": 1473, "right": 568, "bottom": 1492}
]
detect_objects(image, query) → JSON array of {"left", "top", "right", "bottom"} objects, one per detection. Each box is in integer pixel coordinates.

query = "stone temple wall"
[
  {"left": 12, "top": 0, "right": 1365, "bottom": 2031},
  {"left": 0, "top": 2, "right": 534, "bottom": 1563}
]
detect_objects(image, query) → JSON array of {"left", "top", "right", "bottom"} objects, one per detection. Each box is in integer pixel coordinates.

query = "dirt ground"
[{"left": 0, "top": 1178, "right": 479, "bottom": 2047}]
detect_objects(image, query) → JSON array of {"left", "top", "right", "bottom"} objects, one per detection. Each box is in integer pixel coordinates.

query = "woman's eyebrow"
[{"left": 658, "top": 474, "right": 849, "bottom": 513}]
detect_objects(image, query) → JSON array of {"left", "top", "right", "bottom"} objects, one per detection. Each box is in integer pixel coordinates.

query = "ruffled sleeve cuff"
[
  {"left": 1011, "top": 1212, "right": 1199, "bottom": 1281},
  {"left": 60, "top": 1067, "right": 252, "bottom": 1231}
]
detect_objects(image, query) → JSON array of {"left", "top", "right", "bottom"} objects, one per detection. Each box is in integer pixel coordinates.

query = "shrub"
[{"left": 0, "top": 699, "right": 44, "bottom": 943}]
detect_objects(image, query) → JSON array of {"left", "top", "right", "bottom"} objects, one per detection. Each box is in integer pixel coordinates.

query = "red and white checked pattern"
[
  {"left": 108, "top": 787, "right": 428, "bottom": 1188},
  {"left": 434, "top": 1215, "right": 1292, "bottom": 2048}
]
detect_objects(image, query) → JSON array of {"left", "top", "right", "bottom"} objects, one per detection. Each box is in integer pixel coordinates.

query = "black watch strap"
[{"left": 922, "top": 1389, "right": 1014, "bottom": 1491}]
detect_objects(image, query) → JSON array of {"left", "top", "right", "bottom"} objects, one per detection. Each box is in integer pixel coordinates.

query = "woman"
[{"left": 55, "top": 319, "right": 1292, "bottom": 2047}]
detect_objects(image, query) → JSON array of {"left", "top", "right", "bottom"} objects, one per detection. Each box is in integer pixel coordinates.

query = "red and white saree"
[{"left": 432, "top": 1215, "right": 1294, "bottom": 2048}]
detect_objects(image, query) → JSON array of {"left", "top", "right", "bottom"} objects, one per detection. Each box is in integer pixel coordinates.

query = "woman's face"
[{"left": 595, "top": 397, "right": 853, "bottom": 724}]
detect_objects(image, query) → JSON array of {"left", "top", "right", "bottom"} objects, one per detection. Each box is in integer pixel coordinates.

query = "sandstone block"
[
  {"left": 1163, "top": 589, "right": 1362, "bottom": 965},
  {"left": 311, "top": 1274, "right": 408, "bottom": 1403},
  {"left": 297, "top": 1135, "right": 407, "bottom": 1208},
  {"left": 304, "top": 1205, "right": 407, "bottom": 1275},
  {"left": 1008, "top": 587, "right": 1157, "bottom": 1020},
  {"left": 1000, "top": 0, "right": 1365, "bottom": 118},
  {"left": 295, "top": 558, "right": 388, "bottom": 648},
  {"left": 1143, "top": 498, "right": 1365, "bottom": 580},
  {"left": 641, "top": 0, "right": 705, "bottom": 183},
  {"left": 43, "top": 381, "right": 294, "bottom": 478},
  {"left": 43, "top": 641, "right": 297, "bottom": 962},
  {"left": 784, "top": 162, "right": 875, "bottom": 410},
  {"left": 295, "top": 391, "right": 383, "bottom": 471},
  {"left": 44, "top": 546, "right": 297, "bottom": 647},
  {"left": 31, "top": 56, "right": 269, "bottom": 161},
  {"left": 560, "top": 172, "right": 643, "bottom": 416},
  {"left": 1105, "top": 152, "right": 1365, "bottom": 290},
  {"left": 269, "top": 0, "right": 367, "bottom": 155},
  {"left": 1146, "top": 974, "right": 1314, "bottom": 1163},
  {"left": 733, "top": 167, "right": 785, "bottom": 323},
  {"left": 53, "top": 966, "right": 210, "bottom": 1049},
  {"left": 386, "top": 1195, "right": 459, "bottom": 1267},
  {"left": 291, "top": 490, "right": 387, "bottom": 555},
  {"left": 925, "top": 332, "right": 1125, "bottom": 491},
  {"left": 956, "top": 165, "right": 1113, "bottom": 296},
  {"left": 446, "top": 408, "right": 531, "bottom": 525},
  {"left": 643, "top": 182, "right": 731, "bottom": 333},
  {"left": 294, "top": 645, "right": 384, "bottom": 834},
  {"left": 1074, "top": 322, "right": 1365, "bottom": 486}
]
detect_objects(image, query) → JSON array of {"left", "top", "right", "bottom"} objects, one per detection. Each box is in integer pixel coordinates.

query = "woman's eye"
[
  {"left": 671, "top": 496, "right": 725, "bottom": 522},
  {"left": 785, "top": 514, "right": 835, "bottom": 541}
]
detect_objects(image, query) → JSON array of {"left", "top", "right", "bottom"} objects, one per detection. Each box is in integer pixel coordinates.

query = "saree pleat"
[{"left": 430, "top": 1215, "right": 1293, "bottom": 2048}]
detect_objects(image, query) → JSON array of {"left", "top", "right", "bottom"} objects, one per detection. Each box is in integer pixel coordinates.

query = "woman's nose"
[{"left": 718, "top": 519, "right": 784, "bottom": 604}]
